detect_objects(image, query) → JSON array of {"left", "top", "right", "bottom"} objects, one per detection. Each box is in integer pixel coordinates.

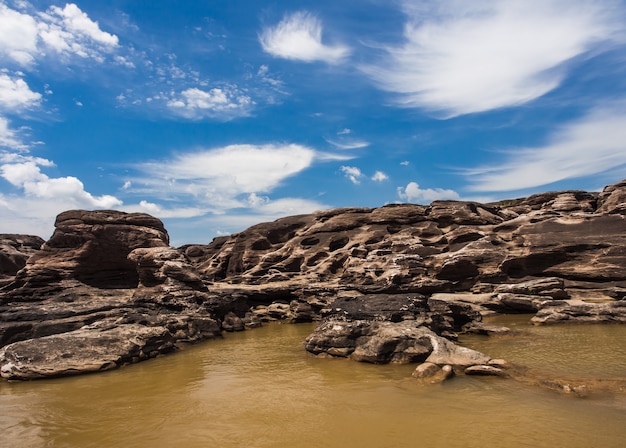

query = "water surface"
[{"left": 1, "top": 319, "right": 626, "bottom": 447}]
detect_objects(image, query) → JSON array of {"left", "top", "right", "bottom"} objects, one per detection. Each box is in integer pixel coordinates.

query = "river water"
[{"left": 1, "top": 316, "right": 626, "bottom": 448}]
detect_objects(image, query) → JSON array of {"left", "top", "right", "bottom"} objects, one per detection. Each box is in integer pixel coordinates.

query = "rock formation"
[
  {"left": 0, "top": 210, "right": 221, "bottom": 380},
  {"left": 0, "top": 234, "right": 44, "bottom": 287},
  {"left": 1, "top": 180, "right": 626, "bottom": 381}
]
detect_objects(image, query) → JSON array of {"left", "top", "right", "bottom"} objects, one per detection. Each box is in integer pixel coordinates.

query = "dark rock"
[{"left": 0, "top": 234, "right": 44, "bottom": 285}]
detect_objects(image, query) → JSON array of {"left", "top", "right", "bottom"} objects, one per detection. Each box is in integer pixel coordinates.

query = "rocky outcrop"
[
  {"left": 1, "top": 180, "right": 626, "bottom": 381},
  {"left": 0, "top": 210, "right": 221, "bottom": 380},
  {"left": 189, "top": 182, "right": 626, "bottom": 300},
  {"left": 0, "top": 234, "right": 44, "bottom": 286},
  {"left": 531, "top": 300, "right": 626, "bottom": 324}
]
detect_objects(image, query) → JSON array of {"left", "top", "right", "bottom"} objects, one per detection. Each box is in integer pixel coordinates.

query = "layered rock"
[
  {"left": 0, "top": 234, "right": 44, "bottom": 287},
  {"left": 0, "top": 210, "right": 221, "bottom": 380},
  {"left": 189, "top": 183, "right": 626, "bottom": 301},
  {"left": 1, "top": 180, "right": 626, "bottom": 381}
]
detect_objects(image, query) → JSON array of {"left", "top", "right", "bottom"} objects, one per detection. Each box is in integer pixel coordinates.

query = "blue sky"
[{"left": 1, "top": 0, "right": 626, "bottom": 245}]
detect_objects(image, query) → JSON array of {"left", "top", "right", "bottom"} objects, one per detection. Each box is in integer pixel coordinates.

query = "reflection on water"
[{"left": 1, "top": 320, "right": 626, "bottom": 448}]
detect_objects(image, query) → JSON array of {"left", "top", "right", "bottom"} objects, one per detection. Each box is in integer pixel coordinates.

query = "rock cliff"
[{"left": 1, "top": 180, "right": 625, "bottom": 381}]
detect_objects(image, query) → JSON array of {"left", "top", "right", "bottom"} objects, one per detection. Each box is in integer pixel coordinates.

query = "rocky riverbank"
[{"left": 1, "top": 180, "right": 625, "bottom": 385}]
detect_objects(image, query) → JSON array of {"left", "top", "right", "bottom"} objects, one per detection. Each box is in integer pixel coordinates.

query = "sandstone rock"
[
  {"left": 494, "top": 277, "right": 568, "bottom": 298},
  {"left": 221, "top": 312, "right": 245, "bottom": 331},
  {"left": 0, "top": 324, "right": 175, "bottom": 380},
  {"left": 3, "top": 179, "right": 626, "bottom": 380},
  {"left": 0, "top": 234, "right": 44, "bottom": 285},
  {"left": 464, "top": 365, "right": 508, "bottom": 377},
  {"left": 412, "top": 362, "right": 454, "bottom": 383},
  {"left": 531, "top": 300, "right": 626, "bottom": 324},
  {"left": 424, "top": 333, "right": 491, "bottom": 371},
  {"left": 0, "top": 210, "right": 222, "bottom": 379},
  {"left": 189, "top": 180, "right": 626, "bottom": 303},
  {"left": 462, "top": 322, "right": 513, "bottom": 336}
]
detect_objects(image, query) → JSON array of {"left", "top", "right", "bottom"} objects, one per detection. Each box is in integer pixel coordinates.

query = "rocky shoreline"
[{"left": 1, "top": 181, "right": 625, "bottom": 392}]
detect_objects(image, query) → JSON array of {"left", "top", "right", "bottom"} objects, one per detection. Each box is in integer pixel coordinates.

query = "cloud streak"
[
  {"left": 464, "top": 102, "right": 626, "bottom": 191},
  {"left": 363, "top": 0, "right": 625, "bottom": 116},
  {"left": 259, "top": 11, "right": 350, "bottom": 64}
]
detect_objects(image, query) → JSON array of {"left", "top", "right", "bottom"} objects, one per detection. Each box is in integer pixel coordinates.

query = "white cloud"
[
  {"left": 0, "top": 153, "right": 124, "bottom": 237},
  {"left": 167, "top": 87, "right": 254, "bottom": 120},
  {"left": 0, "top": 156, "right": 122, "bottom": 208},
  {"left": 0, "top": 3, "right": 39, "bottom": 66},
  {"left": 47, "top": 3, "right": 118, "bottom": 47},
  {"left": 0, "top": 72, "right": 41, "bottom": 110},
  {"left": 132, "top": 143, "right": 319, "bottom": 207},
  {"left": 464, "top": 102, "right": 626, "bottom": 192},
  {"left": 0, "top": 117, "right": 27, "bottom": 150},
  {"left": 325, "top": 138, "right": 370, "bottom": 150},
  {"left": 363, "top": 0, "right": 625, "bottom": 116},
  {"left": 0, "top": 2, "right": 118, "bottom": 67},
  {"left": 397, "top": 182, "right": 460, "bottom": 203},
  {"left": 340, "top": 165, "right": 364, "bottom": 184},
  {"left": 372, "top": 171, "right": 389, "bottom": 182},
  {"left": 259, "top": 11, "right": 350, "bottom": 64}
]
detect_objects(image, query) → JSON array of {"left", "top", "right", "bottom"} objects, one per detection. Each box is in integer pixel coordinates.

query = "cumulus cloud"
[
  {"left": 166, "top": 87, "right": 253, "bottom": 120},
  {"left": 0, "top": 152, "right": 125, "bottom": 236},
  {"left": 371, "top": 171, "right": 389, "bottom": 182},
  {"left": 0, "top": 3, "right": 39, "bottom": 66},
  {"left": 259, "top": 11, "right": 350, "bottom": 63},
  {"left": 397, "top": 182, "right": 460, "bottom": 204},
  {"left": 464, "top": 102, "right": 626, "bottom": 192},
  {"left": 0, "top": 72, "right": 41, "bottom": 110},
  {"left": 0, "top": 2, "right": 118, "bottom": 67},
  {"left": 0, "top": 155, "right": 121, "bottom": 208},
  {"left": 363, "top": 0, "right": 625, "bottom": 116},
  {"left": 340, "top": 165, "right": 364, "bottom": 184}
]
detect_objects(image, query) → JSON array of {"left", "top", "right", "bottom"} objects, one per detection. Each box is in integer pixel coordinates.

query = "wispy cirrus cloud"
[
  {"left": 464, "top": 101, "right": 626, "bottom": 192},
  {"left": 363, "top": 0, "right": 626, "bottom": 117},
  {"left": 259, "top": 11, "right": 350, "bottom": 64},
  {"left": 0, "top": 117, "right": 28, "bottom": 150}
]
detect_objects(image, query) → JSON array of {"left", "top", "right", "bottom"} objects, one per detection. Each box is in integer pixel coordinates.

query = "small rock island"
[{"left": 1, "top": 180, "right": 625, "bottom": 390}]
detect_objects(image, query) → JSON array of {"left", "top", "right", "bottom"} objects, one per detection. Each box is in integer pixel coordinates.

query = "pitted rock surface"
[{"left": 2, "top": 180, "right": 626, "bottom": 380}]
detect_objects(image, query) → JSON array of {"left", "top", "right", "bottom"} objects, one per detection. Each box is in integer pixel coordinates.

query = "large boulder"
[{"left": 0, "top": 210, "right": 221, "bottom": 380}]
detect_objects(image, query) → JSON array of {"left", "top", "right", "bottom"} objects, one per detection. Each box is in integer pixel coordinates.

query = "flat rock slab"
[{"left": 0, "top": 324, "right": 175, "bottom": 380}]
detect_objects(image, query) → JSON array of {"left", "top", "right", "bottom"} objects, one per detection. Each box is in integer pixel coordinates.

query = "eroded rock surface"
[
  {"left": 1, "top": 180, "right": 626, "bottom": 381},
  {"left": 0, "top": 234, "right": 44, "bottom": 287},
  {"left": 0, "top": 210, "right": 221, "bottom": 379}
]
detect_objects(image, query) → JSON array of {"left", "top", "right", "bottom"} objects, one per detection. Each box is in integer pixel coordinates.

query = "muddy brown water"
[{"left": 1, "top": 316, "right": 625, "bottom": 447}]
